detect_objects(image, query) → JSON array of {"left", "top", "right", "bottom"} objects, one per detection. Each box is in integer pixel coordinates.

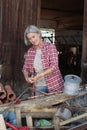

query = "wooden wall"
[
  {"left": 0, "top": 0, "right": 41, "bottom": 83},
  {"left": 81, "top": 0, "right": 87, "bottom": 84}
]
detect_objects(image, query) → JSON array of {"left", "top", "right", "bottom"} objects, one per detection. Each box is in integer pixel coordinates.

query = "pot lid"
[{"left": 64, "top": 74, "right": 82, "bottom": 84}]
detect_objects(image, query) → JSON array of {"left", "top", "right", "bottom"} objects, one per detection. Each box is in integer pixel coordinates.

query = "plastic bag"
[{"left": 34, "top": 119, "right": 52, "bottom": 127}]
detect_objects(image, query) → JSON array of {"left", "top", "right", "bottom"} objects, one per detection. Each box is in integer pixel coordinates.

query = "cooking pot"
[{"left": 63, "top": 74, "right": 82, "bottom": 95}]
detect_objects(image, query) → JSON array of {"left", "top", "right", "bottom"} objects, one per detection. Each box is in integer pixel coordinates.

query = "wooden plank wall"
[
  {"left": 0, "top": 0, "right": 41, "bottom": 82},
  {"left": 81, "top": 0, "right": 87, "bottom": 84}
]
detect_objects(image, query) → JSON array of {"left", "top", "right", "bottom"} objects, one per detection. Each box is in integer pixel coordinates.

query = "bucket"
[{"left": 63, "top": 74, "right": 82, "bottom": 95}]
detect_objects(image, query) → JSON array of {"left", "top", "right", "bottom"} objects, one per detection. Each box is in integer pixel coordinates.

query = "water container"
[{"left": 63, "top": 74, "right": 82, "bottom": 95}]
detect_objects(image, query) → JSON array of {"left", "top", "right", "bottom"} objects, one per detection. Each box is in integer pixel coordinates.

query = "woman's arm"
[{"left": 31, "top": 44, "right": 58, "bottom": 82}]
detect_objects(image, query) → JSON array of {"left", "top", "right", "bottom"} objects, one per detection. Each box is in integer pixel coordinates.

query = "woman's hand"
[
  {"left": 26, "top": 77, "right": 35, "bottom": 84},
  {"left": 26, "top": 74, "right": 40, "bottom": 83}
]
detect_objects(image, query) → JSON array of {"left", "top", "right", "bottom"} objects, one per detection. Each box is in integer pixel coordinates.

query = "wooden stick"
[{"left": 60, "top": 112, "right": 87, "bottom": 126}]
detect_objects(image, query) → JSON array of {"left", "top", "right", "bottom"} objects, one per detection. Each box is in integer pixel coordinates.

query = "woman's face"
[{"left": 27, "top": 32, "right": 41, "bottom": 47}]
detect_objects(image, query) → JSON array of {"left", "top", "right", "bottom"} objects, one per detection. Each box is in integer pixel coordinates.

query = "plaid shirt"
[{"left": 23, "top": 41, "right": 64, "bottom": 92}]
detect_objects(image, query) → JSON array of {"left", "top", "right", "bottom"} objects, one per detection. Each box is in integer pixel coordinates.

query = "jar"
[{"left": 63, "top": 74, "right": 82, "bottom": 95}]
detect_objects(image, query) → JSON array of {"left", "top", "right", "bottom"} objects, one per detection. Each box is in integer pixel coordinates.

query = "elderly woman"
[{"left": 23, "top": 25, "right": 64, "bottom": 96}]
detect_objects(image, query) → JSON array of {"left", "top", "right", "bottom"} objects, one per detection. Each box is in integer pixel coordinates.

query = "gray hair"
[{"left": 24, "top": 25, "right": 41, "bottom": 46}]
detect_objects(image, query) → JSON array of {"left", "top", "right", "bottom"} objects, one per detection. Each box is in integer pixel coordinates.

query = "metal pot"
[{"left": 55, "top": 107, "right": 72, "bottom": 120}]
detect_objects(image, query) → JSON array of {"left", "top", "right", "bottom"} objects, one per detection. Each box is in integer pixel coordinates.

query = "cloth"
[
  {"left": 4, "top": 110, "right": 17, "bottom": 125},
  {"left": 34, "top": 49, "right": 47, "bottom": 86},
  {"left": 23, "top": 41, "right": 64, "bottom": 92}
]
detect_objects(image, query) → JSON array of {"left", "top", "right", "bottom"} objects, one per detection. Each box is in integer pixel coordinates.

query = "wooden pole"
[
  {"left": 60, "top": 112, "right": 87, "bottom": 126},
  {"left": 53, "top": 116, "right": 60, "bottom": 130},
  {"left": 0, "top": 90, "right": 87, "bottom": 112}
]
